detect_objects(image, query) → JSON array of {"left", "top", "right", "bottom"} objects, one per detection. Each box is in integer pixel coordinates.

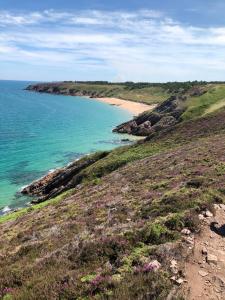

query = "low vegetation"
[
  {"left": 27, "top": 80, "right": 223, "bottom": 105},
  {"left": 1, "top": 82, "right": 225, "bottom": 299}
]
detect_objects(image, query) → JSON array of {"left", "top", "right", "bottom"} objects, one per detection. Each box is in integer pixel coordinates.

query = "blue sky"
[{"left": 1, "top": 0, "right": 225, "bottom": 81}]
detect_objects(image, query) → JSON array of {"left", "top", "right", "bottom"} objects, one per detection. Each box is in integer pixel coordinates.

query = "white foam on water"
[{"left": 2, "top": 206, "right": 11, "bottom": 214}]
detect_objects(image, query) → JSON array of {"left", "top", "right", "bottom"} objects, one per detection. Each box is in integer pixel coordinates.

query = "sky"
[{"left": 1, "top": 0, "right": 225, "bottom": 82}]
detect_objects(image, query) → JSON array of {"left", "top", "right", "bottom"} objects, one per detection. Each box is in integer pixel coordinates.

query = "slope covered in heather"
[{"left": 1, "top": 102, "right": 225, "bottom": 299}]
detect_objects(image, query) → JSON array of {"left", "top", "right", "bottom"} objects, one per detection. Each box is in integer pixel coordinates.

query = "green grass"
[
  {"left": 80, "top": 141, "right": 172, "bottom": 183},
  {"left": 0, "top": 189, "right": 75, "bottom": 223},
  {"left": 182, "top": 84, "right": 225, "bottom": 120},
  {"left": 34, "top": 82, "right": 171, "bottom": 105},
  {"left": 3, "top": 82, "right": 225, "bottom": 299}
]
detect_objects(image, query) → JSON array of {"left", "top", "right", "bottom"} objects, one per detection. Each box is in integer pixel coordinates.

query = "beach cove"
[{"left": 0, "top": 81, "right": 151, "bottom": 212}]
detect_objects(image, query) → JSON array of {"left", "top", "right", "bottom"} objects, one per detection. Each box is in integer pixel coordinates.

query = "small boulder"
[
  {"left": 171, "top": 276, "right": 185, "bottom": 285},
  {"left": 202, "top": 247, "right": 208, "bottom": 255},
  {"left": 170, "top": 259, "right": 178, "bottom": 274},
  {"left": 176, "top": 278, "right": 184, "bottom": 285},
  {"left": 181, "top": 228, "right": 191, "bottom": 235},
  {"left": 198, "top": 214, "right": 205, "bottom": 221},
  {"left": 185, "top": 236, "right": 194, "bottom": 245},
  {"left": 207, "top": 254, "right": 218, "bottom": 265},
  {"left": 150, "top": 260, "right": 161, "bottom": 271},
  {"left": 204, "top": 210, "right": 213, "bottom": 218},
  {"left": 198, "top": 270, "right": 208, "bottom": 277},
  {"left": 219, "top": 204, "right": 225, "bottom": 210}
]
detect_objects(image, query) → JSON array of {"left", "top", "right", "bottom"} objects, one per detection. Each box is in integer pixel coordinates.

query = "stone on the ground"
[
  {"left": 198, "top": 270, "right": 209, "bottom": 277},
  {"left": 181, "top": 228, "right": 191, "bottom": 235},
  {"left": 176, "top": 278, "right": 184, "bottom": 285},
  {"left": 150, "top": 260, "right": 161, "bottom": 271},
  {"left": 170, "top": 259, "right": 178, "bottom": 274},
  {"left": 219, "top": 204, "right": 225, "bottom": 210},
  {"left": 185, "top": 236, "right": 194, "bottom": 245},
  {"left": 204, "top": 210, "right": 213, "bottom": 218},
  {"left": 202, "top": 247, "right": 208, "bottom": 255},
  {"left": 198, "top": 214, "right": 205, "bottom": 220},
  {"left": 207, "top": 254, "right": 218, "bottom": 265},
  {"left": 170, "top": 276, "right": 184, "bottom": 285},
  {"left": 214, "top": 204, "right": 220, "bottom": 210}
]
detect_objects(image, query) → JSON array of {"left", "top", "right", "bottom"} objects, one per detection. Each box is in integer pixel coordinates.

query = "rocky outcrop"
[
  {"left": 113, "top": 96, "right": 186, "bottom": 136},
  {"left": 26, "top": 83, "right": 107, "bottom": 98},
  {"left": 22, "top": 151, "right": 109, "bottom": 203}
]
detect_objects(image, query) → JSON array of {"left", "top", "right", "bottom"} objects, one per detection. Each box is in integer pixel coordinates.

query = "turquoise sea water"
[{"left": 0, "top": 81, "right": 132, "bottom": 212}]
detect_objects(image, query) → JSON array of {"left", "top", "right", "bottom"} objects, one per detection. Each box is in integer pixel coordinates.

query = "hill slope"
[{"left": 1, "top": 99, "right": 225, "bottom": 299}]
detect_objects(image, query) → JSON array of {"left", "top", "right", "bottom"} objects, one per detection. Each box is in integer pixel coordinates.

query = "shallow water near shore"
[{"left": 0, "top": 80, "right": 133, "bottom": 211}]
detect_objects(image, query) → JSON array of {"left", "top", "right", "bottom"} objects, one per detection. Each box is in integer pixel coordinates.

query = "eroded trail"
[{"left": 184, "top": 205, "right": 225, "bottom": 299}]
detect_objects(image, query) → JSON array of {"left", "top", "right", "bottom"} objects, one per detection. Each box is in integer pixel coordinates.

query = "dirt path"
[{"left": 183, "top": 204, "right": 225, "bottom": 299}]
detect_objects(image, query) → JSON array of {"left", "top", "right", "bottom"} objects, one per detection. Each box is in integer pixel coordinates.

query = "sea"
[{"left": 0, "top": 80, "right": 133, "bottom": 213}]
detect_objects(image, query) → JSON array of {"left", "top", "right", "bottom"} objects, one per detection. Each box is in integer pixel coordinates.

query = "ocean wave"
[{"left": 1, "top": 206, "right": 11, "bottom": 215}]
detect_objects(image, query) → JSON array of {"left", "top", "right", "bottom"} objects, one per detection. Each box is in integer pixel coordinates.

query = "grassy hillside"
[
  {"left": 113, "top": 83, "right": 225, "bottom": 136},
  {"left": 1, "top": 102, "right": 225, "bottom": 299},
  {"left": 181, "top": 84, "right": 225, "bottom": 120},
  {"left": 27, "top": 81, "right": 169, "bottom": 105},
  {"left": 2, "top": 81, "right": 225, "bottom": 299},
  {"left": 27, "top": 81, "right": 216, "bottom": 105}
]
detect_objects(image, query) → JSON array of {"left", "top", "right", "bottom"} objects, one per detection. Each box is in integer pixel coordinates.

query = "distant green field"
[{"left": 52, "top": 82, "right": 170, "bottom": 105}]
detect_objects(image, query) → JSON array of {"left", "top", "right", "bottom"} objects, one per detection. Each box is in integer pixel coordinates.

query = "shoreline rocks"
[
  {"left": 113, "top": 96, "right": 185, "bottom": 136},
  {"left": 21, "top": 151, "right": 109, "bottom": 203}
]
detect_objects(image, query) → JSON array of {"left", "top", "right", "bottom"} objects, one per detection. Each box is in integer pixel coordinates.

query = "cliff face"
[
  {"left": 113, "top": 95, "right": 185, "bottom": 135},
  {"left": 113, "top": 85, "right": 210, "bottom": 136}
]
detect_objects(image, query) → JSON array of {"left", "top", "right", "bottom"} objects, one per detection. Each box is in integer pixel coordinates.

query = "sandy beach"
[{"left": 96, "top": 97, "right": 156, "bottom": 115}]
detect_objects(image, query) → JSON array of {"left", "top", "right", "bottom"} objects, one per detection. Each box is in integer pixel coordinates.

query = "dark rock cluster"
[
  {"left": 22, "top": 151, "right": 109, "bottom": 203},
  {"left": 113, "top": 96, "right": 185, "bottom": 136}
]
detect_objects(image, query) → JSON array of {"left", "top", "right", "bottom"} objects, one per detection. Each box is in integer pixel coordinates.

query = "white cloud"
[
  {"left": 1, "top": 9, "right": 225, "bottom": 81},
  {"left": 0, "top": 11, "right": 44, "bottom": 25}
]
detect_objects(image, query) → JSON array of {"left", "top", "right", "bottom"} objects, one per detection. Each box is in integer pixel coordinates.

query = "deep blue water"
[{"left": 0, "top": 81, "right": 132, "bottom": 211}]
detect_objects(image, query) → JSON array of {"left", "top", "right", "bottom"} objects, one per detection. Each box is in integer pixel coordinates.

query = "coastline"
[
  {"left": 95, "top": 97, "right": 156, "bottom": 115},
  {"left": 2, "top": 83, "right": 153, "bottom": 214},
  {"left": 4, "top": 84, "right": 157, "bottom": 210},
  {"left": 25, "top": 83, "right": 156, "bottom": 115}
]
